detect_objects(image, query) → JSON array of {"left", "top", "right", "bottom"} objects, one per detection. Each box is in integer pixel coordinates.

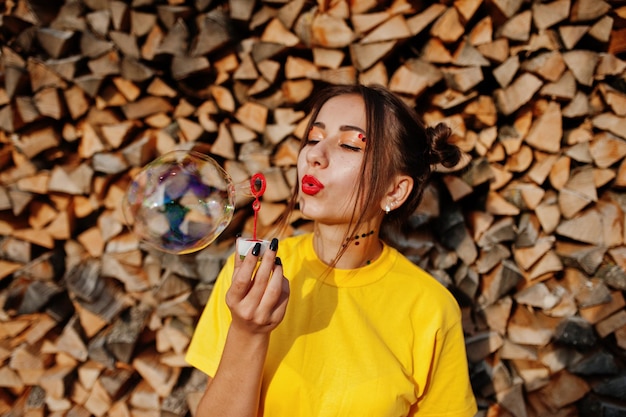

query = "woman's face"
[{"left": 297, "top": 94, "right": 368, "bottom": 224}]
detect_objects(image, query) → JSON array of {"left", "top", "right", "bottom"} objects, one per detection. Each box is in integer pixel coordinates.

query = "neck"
[{"left": 312, "top": 222, "right": 383, "bottom": 269}]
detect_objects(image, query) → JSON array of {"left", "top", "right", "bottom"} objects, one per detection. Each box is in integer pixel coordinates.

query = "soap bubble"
[{"left": 123, "top": 150, "right": 236, "bottom": 255}]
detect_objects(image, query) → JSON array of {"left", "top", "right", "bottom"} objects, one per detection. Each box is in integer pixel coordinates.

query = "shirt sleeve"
[
  {"left": 411, "top": 304, "right": 477, "bottom": 417},
  {"left": 185, "top": 254, "right": 236, "bottom": 377}
]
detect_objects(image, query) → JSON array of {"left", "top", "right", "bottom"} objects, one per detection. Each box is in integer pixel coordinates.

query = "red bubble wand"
[{"left": 250, "top": 172, "right": 266, "bottom": 241}]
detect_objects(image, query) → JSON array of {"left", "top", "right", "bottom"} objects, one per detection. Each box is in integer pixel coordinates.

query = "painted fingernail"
[
  {"left": 274, "top": 257, "right": 282, "bottom": 266},
  {"left": 270, "top": 238, "right": 278, "bottom": 251},
  {"left": 252, "top": 242, "right": 261, "bottom": 256}
]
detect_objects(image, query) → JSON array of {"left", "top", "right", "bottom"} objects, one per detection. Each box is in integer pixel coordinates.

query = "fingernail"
[
  {"left": 274, "top": 257, "right": 282, "bottom": 266},
  {"left": 252, "top": 242, "right": 261, "bottom": 256},
  {"left": 270, "top": 238, "right": 278, "bottom": 251}
]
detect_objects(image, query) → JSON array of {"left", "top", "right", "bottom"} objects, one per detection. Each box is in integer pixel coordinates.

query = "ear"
[{"left": 380, "top": 174, "right": 413, "bottom": 213}]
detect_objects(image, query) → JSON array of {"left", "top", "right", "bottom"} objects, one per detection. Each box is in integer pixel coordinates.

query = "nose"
[{"left": 305, "top": 139, "right": 329, "bottom": 168}]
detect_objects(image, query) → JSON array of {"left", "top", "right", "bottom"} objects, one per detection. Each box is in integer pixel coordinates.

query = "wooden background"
[{"left": 1, "top": 0, "right": 626, "bottom": 415}]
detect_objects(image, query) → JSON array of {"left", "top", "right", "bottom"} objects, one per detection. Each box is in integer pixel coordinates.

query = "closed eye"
[
  {"left": 341, "top": 143, "right": 362, "bottom": 152},
  {"left": 306, "top": 125, "right": 324, "bottom": 145}
]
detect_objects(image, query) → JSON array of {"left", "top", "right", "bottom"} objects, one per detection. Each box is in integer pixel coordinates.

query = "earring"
[{"left": 385, "top": 204, "right": 391, "bottom": 214}]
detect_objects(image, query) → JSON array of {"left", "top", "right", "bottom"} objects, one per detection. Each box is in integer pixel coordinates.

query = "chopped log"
[
  {"left": 190, "top": 10, "right": 232, "bottom": 56},
  {"left": 589, "top": 15, "right": 613, "bottom": 44},
  {"left": 514, "top": 236, "right": 554, "bottom": 271},
  {"left": 129, "top": 379, "right": 160, "bottom": 411},
  {"left": 559, "top": 167, "right": 597, "bottom": 219},
  {"left": 83, "top": 379, "right": 112, "bottom": 417},
  {"left": 570, "top": 0, "right": 611, "bottom": 23},
  {"left": 465, "top": 331, "right": 504, "bottom": 363},
  {"left": 350, "top": 40, "right": 396, "bottom": 72},
  {"left": 524, "top": 249, "right": 562, "bottom": 282},
  {"left": 28, "top": 59, "right": 68, "bottom": 92},
  {"left": 260, "top": 18, "right": 300, "bottom": 48},
  {"left": 595, "top": 310, "right": 626, "bottom": 338},
  {"left": 490, "top": 0, "right": 524, "bottom": 18},
  {"left": 389, "top": 63, "right": 432, "bottom": 96},
  {"left": 132, "top": 348, "right": 181, "bottom": 398},
  {"left": 599, "top": 83, "right": 626, "bottom": 116},
  {"left": 497, "top": 10, "right": 532, "bottom": 42},
  {"left": 531, "top": 0, "right": 570, "bottom": 31},
  {"left": 121, "top": 96, "right": 173, "bottom": 120},
  {"left": 406, "top": 4, "right": 445, "bottom": 36},
  {"left": 312, "top": 47, "right": 345, "bottom": 69},
  {"left": 562, "top": 50, "right": 599, "bottom": 87},
  {"left": 351, "top": 11, "right": 390, "bottom": 35},
  {"left": 508, "top": 306, "right": 560, "bottom": 347},
  {"left": 536, "top": 371, "right": 590, "bottom": 413},
  {"left": 477, "top": 38, "right": 510, "bottom": 64},
  {"left": 360, "top": 14, "right": 410, "bottom": 44},
  {"left": 234, "top": 101, "right": 268, "bottom": 134},
  {"left": 494, "top": 73, "right": 543, "bottom": 116},
  {"left": 559, "top": 25, "right": 589, "bottom": 50},
  {"left": 12, "top": 125, "right": 61, "bottom": 159},
  {"left": 515, "top": 281, "right": 561, "bottom": 310},
  {"left": 540, "top": 70, "right": 577, "bottom": 100},
  {"left": 556, "top": 208, "right": 604, "bottom": 245},
  {"left": 105, "top": 304, "right": 150, "bottom": 364},
  {"left": 469, "top": 15, "right": 494, "bottom": 47},
  {"left": 452, "top": 39, "right": 490, "bottom": 67},
  {"left": 430, "top": 7, "right": 464, "bottom": 44},
  {"left": 522, "top": 51, "right": 566, "bottom": 82},
  {"left": 477, "top": 259, "right": 523, "bottom": 307},
  {"left": 39, "top": 364, "right": 76, "bottom": 400},
  {"left": 492, "top": 56, "right": 519, "bottom": 88},
  {"left": 285, "top": 55, "right": 320, "bottom": 80},
  {"left": 579, "top": 290, "right": 626, "bottom": 325},
  {"left": 310, "top": 13, "right": 354, "bottom": 48}
]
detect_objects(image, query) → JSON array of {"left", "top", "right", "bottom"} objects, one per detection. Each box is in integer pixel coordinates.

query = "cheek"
[
  {"left": 336, "top": 163, "right": 363, "bottom": 194},
  {"left": 296, "top": 151, "right": 307, "bottom": 174}
]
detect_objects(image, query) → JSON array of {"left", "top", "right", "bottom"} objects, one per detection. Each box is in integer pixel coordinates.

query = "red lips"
[{"left": 301, "top": 174, "right": 324, "bottom": 195}]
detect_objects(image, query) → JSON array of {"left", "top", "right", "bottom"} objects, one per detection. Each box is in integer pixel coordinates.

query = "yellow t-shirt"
[{"left": 186, "top": 233, "right": 477, "bottom": 417}]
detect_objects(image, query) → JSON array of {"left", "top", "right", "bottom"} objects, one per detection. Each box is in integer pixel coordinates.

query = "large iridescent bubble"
[{"left": 123, "top": 150, "right": 236, "bottom": 254}]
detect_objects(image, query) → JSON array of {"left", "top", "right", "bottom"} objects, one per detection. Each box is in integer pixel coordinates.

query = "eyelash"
[{"left": 341, "top": 143, "right": 361, "bottom": 152}]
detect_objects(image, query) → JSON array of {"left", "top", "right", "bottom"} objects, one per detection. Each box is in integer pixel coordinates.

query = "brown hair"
[{"left": 279, "top": 84, "right": 461, "bottom": 260}]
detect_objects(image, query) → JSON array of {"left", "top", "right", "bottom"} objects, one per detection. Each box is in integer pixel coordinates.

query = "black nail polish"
[
  {"left": 274, "top": 256, "right": 282, "bottom": 266},
  {"left": 270, "top": 238, "right": 278, "bottom": 251},
  {"left": 252, "top": 242, "right": 261, "bottom": 256}
]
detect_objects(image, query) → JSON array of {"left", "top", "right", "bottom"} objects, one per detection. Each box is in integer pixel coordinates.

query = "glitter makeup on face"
[{"left": 308, "top": 125, "right": 367, "bottom": 151}]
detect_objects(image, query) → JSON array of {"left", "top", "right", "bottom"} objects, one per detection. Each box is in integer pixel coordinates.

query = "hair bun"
[{"left": 426, "top": 122, "right": 460, "bottom": 169}]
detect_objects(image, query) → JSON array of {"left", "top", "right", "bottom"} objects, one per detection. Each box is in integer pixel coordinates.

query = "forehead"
[{"left": 315, "top": 94, "right": 366, "bottom": 127}]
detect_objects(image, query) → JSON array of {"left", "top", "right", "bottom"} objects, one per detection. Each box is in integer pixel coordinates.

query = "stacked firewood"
[{"left": 1, "top": 0, "right": 626, "bottom": 415}]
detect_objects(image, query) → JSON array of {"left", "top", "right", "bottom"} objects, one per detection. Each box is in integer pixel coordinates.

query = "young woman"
[{"left": 185, "top": 84, "right": 477, "bottom": 416}]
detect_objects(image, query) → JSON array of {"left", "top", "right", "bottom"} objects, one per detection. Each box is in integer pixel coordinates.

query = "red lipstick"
[{"left": 301, "top": 174, "right": 324, "bottom": 195}]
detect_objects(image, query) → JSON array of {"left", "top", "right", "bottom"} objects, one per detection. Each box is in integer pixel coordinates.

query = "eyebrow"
[{"left": 312, "top": 122, "right": 366, "bottom": 135}]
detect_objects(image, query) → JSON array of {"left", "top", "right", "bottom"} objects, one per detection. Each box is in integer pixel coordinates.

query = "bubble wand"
[
  {"left": 250, "top": 172, "right": 266, "bottom": 241},
  {"left": 237, "top": 172, "right": 270, "bottom": 259}
]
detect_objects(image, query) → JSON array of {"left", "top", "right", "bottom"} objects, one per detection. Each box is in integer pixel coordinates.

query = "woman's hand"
[
  {"left": 196, "top": 240, "right": 289, "bottom": 417},
  {"left": 226, "top": 238, "right": 290, "bottom": 335}
]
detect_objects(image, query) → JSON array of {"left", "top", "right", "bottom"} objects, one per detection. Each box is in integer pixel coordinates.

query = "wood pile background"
[{"left": 1, "top": 0, "right": 626, "bottom": 415}]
